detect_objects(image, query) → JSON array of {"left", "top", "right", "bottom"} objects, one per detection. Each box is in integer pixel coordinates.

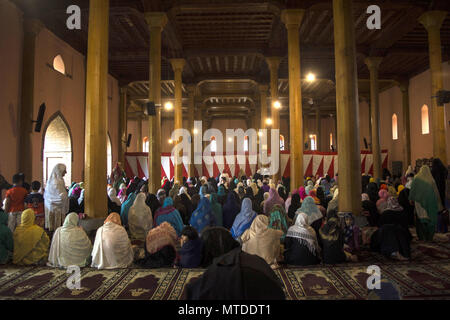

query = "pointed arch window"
[
  {"left": 143, "top": 137, "right": 149, "bottom": 152},
  {"left": 280, "top": 135, "right": 285, "bottom": 151},
  {"left": 421, "top": 104, "right": 429, "bottom": 134},
  {"left": 392, "top": 113, "right": 398, "bottom": 140},
  {"left": 210, "top": 136, "right": 217, "bottom": 152},
  {"left": 53, "top": 55, "right": 66, "bottom": 75}
]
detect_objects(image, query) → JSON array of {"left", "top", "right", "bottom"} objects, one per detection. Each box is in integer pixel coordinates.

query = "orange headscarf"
[{"left": 104, "top": 212, "right": 121, "bottom": 226}]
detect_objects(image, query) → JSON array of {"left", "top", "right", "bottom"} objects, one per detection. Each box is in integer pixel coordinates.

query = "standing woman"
[
  {"left": 44, "top": 164, "right": 69, "bottom": 233},
  {"left": 128, "top": 193, "right": 153, "bottom": 241},
  {"left": 409, "top": 165, "right": 441, "bottom": 241}
]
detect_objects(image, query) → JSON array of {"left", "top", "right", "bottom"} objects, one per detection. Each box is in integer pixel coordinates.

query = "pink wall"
[
  {"left": 0, "top": 0, "right": 120, "bottom": 187},
  {"left": 0, "top": 0, "right": 22, "bottom": 185}
]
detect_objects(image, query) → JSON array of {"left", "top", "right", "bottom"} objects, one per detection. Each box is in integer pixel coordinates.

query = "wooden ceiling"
[{"left": 13, "top": 0, "right": 450, "bottom": 118}]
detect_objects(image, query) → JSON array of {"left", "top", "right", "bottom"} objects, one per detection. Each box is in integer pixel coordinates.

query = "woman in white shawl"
[
  {"left": 128, "top": 193, "right": 153, "bottom": 241},
  {"left": 44, "top": 164, "right": 69, "bottom": 232},
  {"left": 91, "top": 212, "right": 134, "bottom": 269},
  {"left": 48, "top": 212, "right": 92, "bottom": 268},
  {"left": 107, "top": 186, "right": 122, "bottom": 207}
]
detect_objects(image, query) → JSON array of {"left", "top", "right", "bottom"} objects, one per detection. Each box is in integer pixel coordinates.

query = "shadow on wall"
[{"left": 8, "top": 103, "right": 17, "bottom": 137}]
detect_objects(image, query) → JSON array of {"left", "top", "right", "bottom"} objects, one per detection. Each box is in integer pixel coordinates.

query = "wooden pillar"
[
  {"left": 333, "top": 0, "right": 361, "bottom": 215},
  {"left": 170, "top": 59, "right": 186, "bottom": 183},
  {"left": 144, "top": 12, "right": 167, "bottom": 192},
  {"left": 187, "top": 85, "right": 196, "bottom": 177},
  {"left": 266, "top": 57, "right": 281, "bottom": 181},
  {"left": 84, "top": 0, "right": 109, "bottom": 218},
  {"left": 399, "top": 80, "right": 411, "bottom": 167},
  {"left": 315, "top": 107, "right": 320, "bottom": 151},
  {"left": 19, "top": 18, "right": 43, "bottom": 181},
  {"left": 118, "top": 87, "right": 128, "bottom": 165},
  {"left": 365, "top": 57, "right": 383, "bottom": 180},
  {"left": 136, "top": 117, "right": 142, "bottom": 152},
  {"left": 282, "top": 9, "right": 305, "bottom": 191},
  {"left": 419, "top": 11, "right": 448, "bottom": 165},
  {"left": 259, "top": 85, "right": 268, "bottom": 170}
]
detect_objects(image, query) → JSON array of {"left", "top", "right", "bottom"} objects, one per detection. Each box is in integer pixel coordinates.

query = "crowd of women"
[{"left": 0, "top": 159, "right": 448, "bottom": 274}]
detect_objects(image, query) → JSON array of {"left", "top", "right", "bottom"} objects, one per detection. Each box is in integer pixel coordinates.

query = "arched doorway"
[{"left": 43, "top": 113, "right": 72, "bottom": 187}]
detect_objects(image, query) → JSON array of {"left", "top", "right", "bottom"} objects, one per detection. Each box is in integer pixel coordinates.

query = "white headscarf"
[
  {"left": 44, "top": 164, "right": 69, "bottom": 215},
  {"left": 91, "top": 214, "right": 134, "bottom": 269},
  {"left": 128, "top": 193, "right": 153, "bottom": 241},
  {"left": 178, "top": 186, "right": 191, "bottom": 200},
  {"left": 48, "top": 212, "right": 92, "bottom": 268},
  {"left": 286, "top": 212, "right": 320, "bottom": 255},
  {"left": 108, "top": 186, "right": 122, "bottom": 206}
]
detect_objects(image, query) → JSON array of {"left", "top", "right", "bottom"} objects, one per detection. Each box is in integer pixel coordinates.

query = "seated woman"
[
  {"left": 128, "top": 193, "right": 153, "bottom": 241},
  {"left": 200, "top": 226, "right": 240, "bottom": 267},
  {"left": 241, "top": 215, "right": 283, "bottom": 269},
  {"left": 231, "top": 198, "right": 257, "bottom": 240},
  {"left": 222, "top": 192, "right": 240, "bottom": 230},
  {"left": 138, "top": 222, "right": 177, "bottom": 268},
  {"left": 209, "top": 193, "right": 223, "bottom": 227},
  {"left": 343, "top": 213, "right": 360, "bottom": 253},
  {"left": 13, "top": 209, "right": 49, "bottom": 265},
  {"left": 287, "top": 193, "right": 301, "bottom": 220},
  {"left": 284, "top": 212, "right": 321, "bottom": 266},
  {"left": 296, "top": 196, "right": 324, "bottom": 235},
  {"left": 48, "top": 212, "right": 92, "bottom": 268},
  {"left": 176, "top": 226, "right": 203, "bottom": 268},
  {"left": 153, "top": 197, "right": 185, "bottom": 237},
  {"left": 0, "top": 210, "right": 13, "bottom": 264},
  {"left": 91, "top": 212, "right": 134, "bottom": 269},
  {"left": 263, "top": 188, "right": 285, "bottom": 214},
  {"left": 267, "top": 204, "right": 289, "bottom": 240},
  {"left": 190, "top": 196, "right": 216, "bottom": 234},
  {"left": 120, "top": 192, "right": 136, "bottom": 226},
  {"left": 368, "top": 224, "right": 411, "bottom": 261},
  {"left": 362, "top": 193, "right": 380, "bottom": 227},
  {"left": 319, "top": 211, "right": 357, "bottom": 264}
]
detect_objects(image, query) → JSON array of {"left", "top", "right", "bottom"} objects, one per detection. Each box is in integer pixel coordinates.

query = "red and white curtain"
[{"left": 124, "top": 150, "right": 388, "bottom": 180}]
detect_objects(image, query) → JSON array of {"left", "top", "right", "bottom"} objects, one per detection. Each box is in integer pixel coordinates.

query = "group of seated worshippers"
[{"left": 0, "top": 159, "right": 448, "bottom": 284}]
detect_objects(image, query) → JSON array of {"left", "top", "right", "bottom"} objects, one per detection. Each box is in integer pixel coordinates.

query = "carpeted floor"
[{"left": 0, "top": 240, "right": 449, "bottom": 300}]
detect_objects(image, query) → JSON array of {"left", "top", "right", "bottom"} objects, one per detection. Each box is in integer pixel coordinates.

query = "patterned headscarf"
[{"left": 286, "top": 212, "right": 320, "bottom": 255}]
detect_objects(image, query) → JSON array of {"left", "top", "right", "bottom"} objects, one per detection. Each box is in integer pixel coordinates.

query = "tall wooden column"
[
  {"left": 365, "top": 57, "right": 383, "bottom": 179},
  {"left": 419, "top": 11, "right": 448, "bottom": 165},
  {"left": 333, "top": 0, "right": 361, "bottom": 215},
  {"left": 315, "top": 107, "right": 321, "bottom": 151},
  {"left": 170, "top": 59, "right": 186, "bottom": 183},
  {"left": 118, "top": 87, "right": 128, "bottom": 165},
  {"left": 84, "top": 0, "right": 109, "bottom": 218},
  {"left": 259, "top": 85, "right": 268, "bottom": 170},
  {"left": 136, "top": 117, "right": 143, "bottom": 152},
  {"left": 266, "top": 57, "right": 281, "bottom": 181},
  {"left": 19, "top": 19, "right": 43, "bottom": 181},
  {"left": 399, "top": 80, "right": 411, "bottom": 167},
  {"left": 187, "top": 85, "right": 196, "bottom": 177},
  {"left": 144, "top": 12, "right": 167, "bottom": 192},
  {"left": 282, "top": 9, "right": 305, "bottom": 191}
]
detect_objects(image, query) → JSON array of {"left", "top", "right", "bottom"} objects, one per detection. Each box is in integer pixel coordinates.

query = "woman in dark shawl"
[
  {"left": 146, "top": 193, "right": 161, "bottom": 219},
  {"left": 367, "top": 182, "right": 379, "bottom": 203},
  {"left": 254, "top": 188, "right": 265, "bottom": 213},
  {"left": 287, "top": 193, "right": 301, "bottom": 220},
  {"left": 397, "top": 187, "right": 414, "bottom": 227},
  {"left": 244, "top": 187, "right": 260, "bottom": 213},
  {"left": 361, "top": 193, "right": 379, "bottom": 227},
  {"left": 222, "top": 192, "right": 241, "bottom": 229},
  {"left": 191, "top": 194, "right": 201, "bottom": 211},
  {"left": 217, "top": 185, "right": 227, "bottom": 206},
  {"left": 199, "top": 227, "right": 240, "bottom": 267},
  {"left": 316, "top": 187, "right": 328, "bottom": 209},
  {"left": 369, "top": 224, "right": 411, "bottom": 260},
  {"left": 278, "top": 186, "right": 288, "bottom": 202},
  {"left": 173, "top": 195, "right": 188, "bottom": 225},
  {"left": 431, "top": 158, "right": 448, "bottom": 233},
  {"left": 180, "top": 193, "right": 194, "bottom": 225},
  {"left": 319, "top": 210, "right": 356, "bottom": 264}
]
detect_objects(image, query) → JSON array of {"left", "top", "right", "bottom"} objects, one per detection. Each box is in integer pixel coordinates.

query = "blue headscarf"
[
  {"left": 231, "top": 198, "right": 256, "bottom": 239},
  {"left": 120, "top": 192, "right": 136, "bottom": 225},
  {"left": 190, "top": 197, "right": 216, "bottom": 234},
  {"left": 154, "top": 197, "right": 185, "bottom": 236},
  {"left": 297, "top": 196, "right": 322, "bottom": 225}
]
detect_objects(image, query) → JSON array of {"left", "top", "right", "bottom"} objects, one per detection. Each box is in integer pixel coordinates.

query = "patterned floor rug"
[{"left": 0, "top": 241, "right": 449, "bottom": 300}]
